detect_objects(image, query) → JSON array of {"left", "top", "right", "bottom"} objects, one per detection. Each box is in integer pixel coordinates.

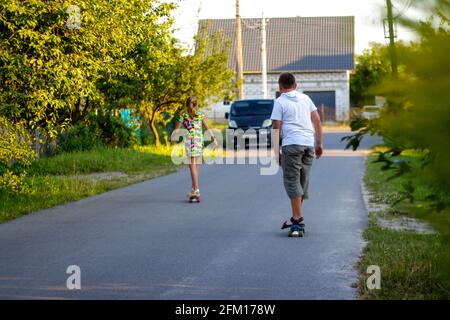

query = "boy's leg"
[
  {"left": 282, "top": 145, "right": 304, "bottom": 221},
  {"left": 299, "top": 147, "right": 315, "bottom": 200},
  {"left": 290, "top": 196, "right": 303, "bottom": 220}
]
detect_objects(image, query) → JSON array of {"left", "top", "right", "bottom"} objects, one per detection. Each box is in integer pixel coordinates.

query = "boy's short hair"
[{"left": 278, "top": 73, "right": 296, "bottom": 90}]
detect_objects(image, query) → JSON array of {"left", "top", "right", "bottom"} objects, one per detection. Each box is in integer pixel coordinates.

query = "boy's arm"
[
  {"left": 270, "top": 99, "right": 283, "bottom": 165},
  {"left": 272, "top": 120, "right": 282, "bottom": 165},
  {"left": 311, "top": 110, "right": 323, "bottom": 159}
]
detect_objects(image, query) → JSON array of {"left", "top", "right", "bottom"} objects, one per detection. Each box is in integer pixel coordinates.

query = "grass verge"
[
  {"left": 359, "top": 152, "right": 450, "bottom": 299},
  {"left": 0, "top": 146, "right": 179, "bottom": 223}
]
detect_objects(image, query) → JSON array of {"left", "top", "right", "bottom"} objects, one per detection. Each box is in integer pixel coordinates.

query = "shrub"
[
  {"left": 57, "top": 123, "right": 104, "bottom": 153},
  {"left": 0, "top": 116, "right": 36, "bottom": 194},
  {"left": 57, "top": 112, "right": 136, "bottom": 153},
  {"left": 344, "top": 4, "right": 450, "bottom": 209},
  {"left": 0, "top": 170, "right": 32, "bottom": 194},
  {"left": 0, "top": 116, "right": 36, "bottom": 168},
  {"left": 138, "top": 121, "right": 153, "bottom": 145},
  {"left": 86, "top": 112, "right": 136, "bottom": 148}
]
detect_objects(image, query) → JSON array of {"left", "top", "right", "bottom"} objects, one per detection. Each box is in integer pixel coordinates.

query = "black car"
[{"left": 225, "top": 99, "right": 274, "bottom": 149}]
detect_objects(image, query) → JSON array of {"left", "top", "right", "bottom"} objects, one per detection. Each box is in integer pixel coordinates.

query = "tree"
[
  {"left": 377, "top": 13, "right": 450, "bottom": 191},
  {"left": 131, "top": 33, "right": 235, "bottom": 146},
  {"left": 344, "top": 0, "right": 450, "bottom": 204},
  {"left": 0, "top": 0, "right": 174, "bottom": 137},
  {"left": 350, "top": 44, "right": 390, "bottom": 107},
  {"left": 0, "top": 0, "right": 235, "bottom": 147}
]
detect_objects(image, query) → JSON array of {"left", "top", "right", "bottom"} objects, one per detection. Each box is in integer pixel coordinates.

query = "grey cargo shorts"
[{"left": 281, "top": 145, "right": 315, "bottom": 200}]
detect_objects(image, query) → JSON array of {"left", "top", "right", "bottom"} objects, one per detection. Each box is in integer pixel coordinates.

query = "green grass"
[
  {"left": 359, "top": 153, "right": 450, "bottom": 299},
  {"left": 0, "top": 146, "right": 179, "bottom": 223},
  {"left": 206, "top": 121, "right": 228, "bottom": 131},
  {"left": 28, "top": 145, "right": 174, "bottom": 175}
]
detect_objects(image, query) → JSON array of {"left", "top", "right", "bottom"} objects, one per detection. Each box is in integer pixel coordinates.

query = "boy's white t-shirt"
[{"left": 270, "top": 90, "right": 317, "bottom": 147}]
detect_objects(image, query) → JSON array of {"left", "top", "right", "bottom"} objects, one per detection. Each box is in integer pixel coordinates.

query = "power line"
[
  {"left": 393, "top": 0, "right": 413, "bottom": 18},
  {"left": 196, "top": 0, "right": 202, "bottom": 21},
  {"left": 242, "top": 19, "right": 261, "bottom": 30},
  {"left": 202, "top": 17, "right": 353, "bottom": 32},
  {"left": 203, "top": 19, "right": 353, "bottom": 55},
  {"left": 251, "top": 18, "right": 352, "bottom": 31}
]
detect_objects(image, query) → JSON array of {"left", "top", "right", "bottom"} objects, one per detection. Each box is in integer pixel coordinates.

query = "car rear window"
[{"left": 231, "top": 100, "right": 274, "bottom": 116}]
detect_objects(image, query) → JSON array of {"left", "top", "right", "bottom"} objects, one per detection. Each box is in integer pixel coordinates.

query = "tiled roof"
[{"left": 198, "top": 16, "right": 355, "bottom": 72}]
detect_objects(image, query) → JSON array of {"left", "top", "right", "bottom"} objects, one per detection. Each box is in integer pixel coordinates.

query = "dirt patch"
[
  {"left": 361, "top": 177, "right": 436, "bottom": 234},
  {"left": 84, "top": 172, "right": 128, "bottom": 180},
  {"left": 377, "top": 216, "right": 436, "bottom": 234}
]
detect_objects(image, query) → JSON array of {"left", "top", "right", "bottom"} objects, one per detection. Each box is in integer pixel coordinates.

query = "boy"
[{"left": 270, "top": 73, "right": 323, "bottom": 231}]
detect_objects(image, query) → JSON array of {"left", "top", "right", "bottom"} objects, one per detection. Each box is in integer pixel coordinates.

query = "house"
[{"left": 197, "top": 16, "right": 355, "bottom": 122}]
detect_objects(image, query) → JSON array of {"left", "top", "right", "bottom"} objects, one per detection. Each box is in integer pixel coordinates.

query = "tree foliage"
[
  {"left": 0, "top": 0, "right": 174, "bottom": 136},
  {"left": 350, "top": 44, "right": 390, "bottom": 107},
  {"left": 377, "top": 13, "right": 450, "bottom": 191},
  {"left": 0, "top": 0, "right": 235, "bottom": 147},
  {"left": 345, "top": 0, "right": 450, "bottom": 207},
  {"left": 0, "top": 116, "right": 36, "bottom": 194},
  {"left": 0, "top": 116, "right": 35, "bottom": 168},
  {"left": 130, "top": 33, "right": 235, "bottom": 145}
]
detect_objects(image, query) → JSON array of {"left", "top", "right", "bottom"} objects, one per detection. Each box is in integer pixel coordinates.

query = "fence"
[
  {"left": 318, "top": 104, "right": 336, "bottom": 122},
  {"left": 203, "top": 107, "right": 229, "bottom": 124}
]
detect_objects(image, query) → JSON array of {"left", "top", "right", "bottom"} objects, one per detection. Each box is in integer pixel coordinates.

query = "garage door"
[{"left": 304, "top": 91, "right": 336, "bottom": 122}]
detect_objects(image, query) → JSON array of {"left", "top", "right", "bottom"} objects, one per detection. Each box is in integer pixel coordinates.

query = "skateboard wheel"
[{"left": 288, "top": 226, "right": 304, "bottom": 237}]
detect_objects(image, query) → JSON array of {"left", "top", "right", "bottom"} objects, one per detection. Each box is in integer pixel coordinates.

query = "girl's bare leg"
[
  {"left": 196, "top": 162, "right": 200, "bottom": 190},
  {"left": 189, "top": 162, "right": 198, "bottom": 191},
  {"left": 189, "top": 156, "right": 201, "bottom": 191}
]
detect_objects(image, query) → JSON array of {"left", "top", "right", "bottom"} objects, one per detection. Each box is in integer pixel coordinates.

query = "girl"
[{"left": 174, "top": 96, "right": 214, "bottom": 200}]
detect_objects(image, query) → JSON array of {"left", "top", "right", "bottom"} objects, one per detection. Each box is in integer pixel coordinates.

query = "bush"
[
  {"left": 0, "top": 116, "right": 36, "bottom": 168},
  {"left": 57, "top": 112, "right": 136, "bottom": 153},
  {"left": 345, "top": 3, "right": 450, "bottom": 209},
  {"left": 0, "top": 170, "right": 32, "bottom": 194},
  {"left": 0, "top": 116, "right": 36, "bottom": 194},
  {"left": 138, "top": 121, "right": 153, "bottom": 145},
  {"left": 376, "top": 18, "right": 450, "bottom": 192},
  {"left": 86, "top": 112, "right": 136, "bottom": 148},
  {"left": 57, "top": 124, "right": 104, "bottom": 153}
]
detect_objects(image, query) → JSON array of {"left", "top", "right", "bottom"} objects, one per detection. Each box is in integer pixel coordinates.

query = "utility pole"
[
  {"left": 261, "top": 13, "right": 268, "bottom": 99},
  {"left": 235, "top": 0, "right": 244, "bottom": 99},
  {"left": 386, "top": 0, "right": 398, "bottom": 77}
]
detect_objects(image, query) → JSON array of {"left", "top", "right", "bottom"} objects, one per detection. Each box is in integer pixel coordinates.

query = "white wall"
[
  {"left": 244, "top": 71, "right": 350, "bottom": 121},
  {"left": 202, "top": 102, "right": 230, "bottom": 123},
  {"left": 204, "top": 71, "right": 351, "bottom": 122}
]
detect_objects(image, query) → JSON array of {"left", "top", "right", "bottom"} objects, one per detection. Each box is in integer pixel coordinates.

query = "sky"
[{"left": 170, "top": 0, "right": 421, "bottom": 54}]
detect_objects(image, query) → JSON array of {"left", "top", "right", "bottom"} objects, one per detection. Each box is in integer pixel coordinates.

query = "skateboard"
[
  {"left": 188, "top": 194, "right": 201, "bottom": 203},
  {"left": 288, "top": 224, "right": 305, "bottom": 237}
]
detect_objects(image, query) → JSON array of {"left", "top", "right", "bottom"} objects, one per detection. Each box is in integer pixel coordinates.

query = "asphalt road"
[{"left": 0, "top": 132, "right": 380, "bottom": 299}]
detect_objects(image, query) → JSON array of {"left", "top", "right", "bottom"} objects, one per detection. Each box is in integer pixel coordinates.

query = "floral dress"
[{"left": 178, "top": 111, "right": 204, "bottom": 158}]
